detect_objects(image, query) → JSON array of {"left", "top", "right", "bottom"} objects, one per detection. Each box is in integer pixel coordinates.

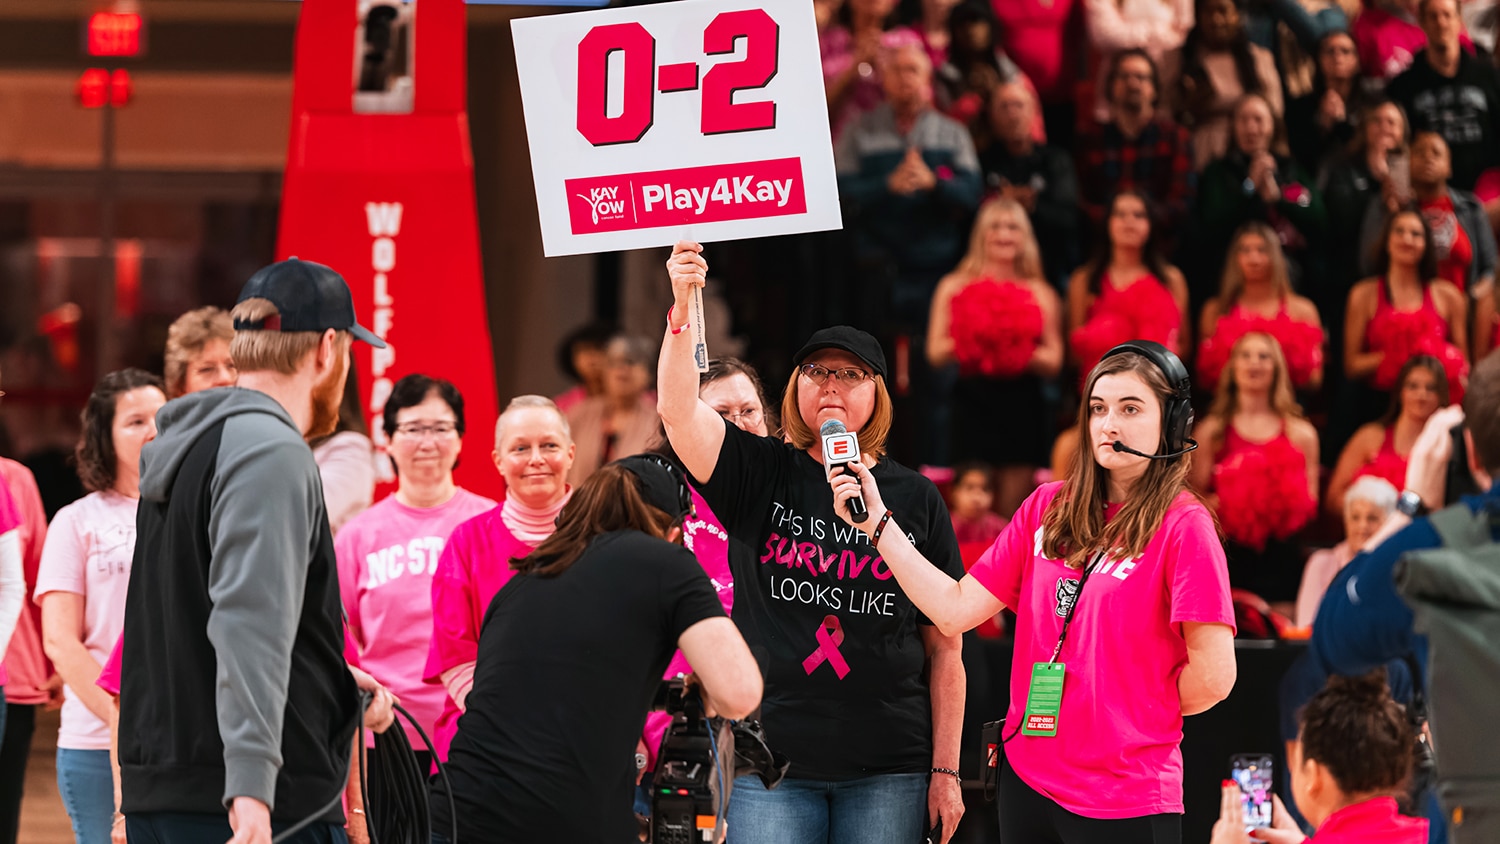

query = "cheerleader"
[{"left": 928, "top": 197, "right": 1064, "bottom": 515}]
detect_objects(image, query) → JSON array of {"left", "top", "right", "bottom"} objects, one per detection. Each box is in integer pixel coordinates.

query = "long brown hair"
[
  {"left": 1041, "top": 351, "right": 1200, "bottom": 569},
  {"left": 511, "top": 462, "right": 679, "bottom": 577},
  {"left": 1206, "top": 332, "right": 1304, "bottom": 450},
  {"left": 780, "top": 370, "right": 894, "bottom": 460},
  {"left": 1215, "top": 222, "right": 1293, "bottom": 308},
  {"left": 1381, "top": 354, "right": 1449, "bottom": 426}
]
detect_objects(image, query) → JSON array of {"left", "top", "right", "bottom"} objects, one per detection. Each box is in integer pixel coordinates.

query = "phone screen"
[{"left": 1231, "top": 754, "right": 1274, "bottom": 829}]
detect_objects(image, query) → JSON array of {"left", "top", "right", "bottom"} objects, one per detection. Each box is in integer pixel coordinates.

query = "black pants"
[
  {"left": 126, "top": 812, "right": 347, "bottom": 844},
  {"left": 0, "top": 703, "right": 36, "bottom": 844},
  {"left": 998, "top": 757, "right": 1181, "bottom": 844}
]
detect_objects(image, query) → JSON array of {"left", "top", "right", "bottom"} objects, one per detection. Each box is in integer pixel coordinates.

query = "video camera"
[{"left": 648, "top": 678, "right": 789, "bottom": 844}]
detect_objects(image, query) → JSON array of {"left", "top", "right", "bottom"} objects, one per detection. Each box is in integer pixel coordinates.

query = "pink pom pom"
[
  {"left": 950, "top": 279, "right": 1044, "bottom": 378},
  {"left": 1213, "top": 434, "right": 1315, "bottom": 550},
  {"left": 1197, "top": 311, "right": 1325, "bottom": 390}
]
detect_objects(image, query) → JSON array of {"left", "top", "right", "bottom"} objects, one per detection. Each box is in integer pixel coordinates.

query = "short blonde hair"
[
  {"left": 164, "top": 307, "right": 234, "bottom": 398},
  {"left": 230, "top": 298, "right": 349, "bottom": 375},
  {"left": 779, "top": 369, "right": 893, "bottom": 460},
  {"left": 495, "top": 395, "right": 573, "bottom": 445}
]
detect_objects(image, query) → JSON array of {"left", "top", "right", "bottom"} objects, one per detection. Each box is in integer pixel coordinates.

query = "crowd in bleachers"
[{"left": 787, "top": 0, "right": 1500, "bottom": 619}]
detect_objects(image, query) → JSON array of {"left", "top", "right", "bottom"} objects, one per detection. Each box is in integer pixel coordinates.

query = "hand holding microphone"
[{"left": 823, "top": 420, "right": 889, "bottom": 527}]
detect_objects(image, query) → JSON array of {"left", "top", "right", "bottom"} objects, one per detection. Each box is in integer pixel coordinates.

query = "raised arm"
[{"left": 659, "top": 242, "right": 731, "bottom": 485}]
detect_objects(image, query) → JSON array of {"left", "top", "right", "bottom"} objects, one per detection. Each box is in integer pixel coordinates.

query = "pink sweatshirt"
[
  {"left": 423, "top": 506, "right": 535, "bottom": 762},
  {"left": 336, "top": 489, "right": 496, "bottom": 747}
]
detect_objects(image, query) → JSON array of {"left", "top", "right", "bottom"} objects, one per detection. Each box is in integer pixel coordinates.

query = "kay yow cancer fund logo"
[{"left": 574, "top": 185, "right": 627, "bottom": 225}]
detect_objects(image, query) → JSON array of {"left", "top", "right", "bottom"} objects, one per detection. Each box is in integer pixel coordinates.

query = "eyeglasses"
[
  {"left": 799, "top": 364, "right": 872, "bottom": 386},
  {"left": 394, "top": 421, "right": 457, "bottom": 439},
  {"left": 718, "top": 407, "right": 763, "bottom": 426}
]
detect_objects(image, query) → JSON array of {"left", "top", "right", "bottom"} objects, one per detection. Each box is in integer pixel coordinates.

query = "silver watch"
[{"left": 1396, "top": 490, "right": 1428, "bottom": 518}]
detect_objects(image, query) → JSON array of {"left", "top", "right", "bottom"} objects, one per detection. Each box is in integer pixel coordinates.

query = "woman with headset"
[{"left": 829, "top": 341, "right": 1237, "bottom": 843}]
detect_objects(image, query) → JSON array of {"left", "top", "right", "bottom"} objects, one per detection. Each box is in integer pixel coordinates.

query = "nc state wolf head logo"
[{"left": 1055, "top": 576, "right": 1080, "bottom": 618}]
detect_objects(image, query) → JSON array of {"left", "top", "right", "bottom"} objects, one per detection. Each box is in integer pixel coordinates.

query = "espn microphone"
[
  {"left": 1110, "top": 439, "right": 1199, "bottom": 460},
  {"left": 820, "top": 420, "right": 868, "bottom": 522}
]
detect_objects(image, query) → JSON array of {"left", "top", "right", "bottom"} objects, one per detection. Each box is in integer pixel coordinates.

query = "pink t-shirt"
[
  {"left": 1354, "top": 6, "right": 1475, "bottom": 82},
  {"left": 335, "top": 488, "right": 496, "bottom": 747},
  {"left": 423, "top": 505, "right": 536, "bottom": 761},
  {"left": 97, "top": 636, "right": 121, "bottom": 696},
  {"left": 641, "top": 488, "right": 735, "bottom": 769},
  {"left": 0, "top": 484, "right": 19, "bottom": 688},
  {"left": 0, "top": 459, "right": 48, "bottom": 701},
  {"left": 35, "top": 491, "right": 138, "bottom": 750},
  {"left": 968, "top": 482, "right": 1234, "bottom": 818}
]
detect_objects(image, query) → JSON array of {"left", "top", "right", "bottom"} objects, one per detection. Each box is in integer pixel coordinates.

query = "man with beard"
[
  {"left": 1076, "top": 48, "right": 1195, "bottom": 237},
  {"left": 117, "top": 258, "right": 385, "bottom": 844}
]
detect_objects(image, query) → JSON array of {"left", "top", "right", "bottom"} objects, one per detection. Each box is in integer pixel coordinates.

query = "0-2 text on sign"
[{"left": 513, "top": 0, "right": 841, "bottom": 256}]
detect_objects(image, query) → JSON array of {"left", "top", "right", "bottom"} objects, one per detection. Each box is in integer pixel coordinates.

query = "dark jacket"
[
  {"left": 1357, "top": 186, "right": 1498, "bottom": 291},
  {"left": 119, "top": 388, "right": 357, "bottom": 821}
]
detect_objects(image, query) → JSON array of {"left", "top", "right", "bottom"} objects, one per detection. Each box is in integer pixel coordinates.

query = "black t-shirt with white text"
[
  {"left": 698, "top": 422, "right": 964, "bottom": 780},
  {"left": 429, "top": 530, "right": 726, "bottom": 843},
  {"left": 1388, "top": 50, "right": 1500, "bottom": 191}
]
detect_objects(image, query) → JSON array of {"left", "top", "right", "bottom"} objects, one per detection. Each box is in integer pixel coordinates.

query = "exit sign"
[{"left": 85, "top": 12, "right": 145, "bottom": 58}]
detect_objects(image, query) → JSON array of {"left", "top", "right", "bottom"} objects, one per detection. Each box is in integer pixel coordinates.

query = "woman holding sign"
[
  {"left": 659, "top": 243, "right": 967, "bottom": 844},
  {"left": 828, "top": 341, "right": 1237, "bottom": 844}
]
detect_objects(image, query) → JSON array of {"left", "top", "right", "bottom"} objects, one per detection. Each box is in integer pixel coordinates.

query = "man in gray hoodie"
[{"left": 119, "top": 258, "right": 386, "bottom": 843}]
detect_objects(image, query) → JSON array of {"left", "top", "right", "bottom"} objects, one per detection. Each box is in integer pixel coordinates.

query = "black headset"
[
  {"left": 625, "top": 453, "right": 698, "bottom": 522},
  {"left": 1099, "top": 340, "right": 1195, "bottom": 456}
]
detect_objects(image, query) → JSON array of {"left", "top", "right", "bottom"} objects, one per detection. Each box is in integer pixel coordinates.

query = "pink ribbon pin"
[{"left": 802, "top": 614, "right": 851, "bottom": 679}]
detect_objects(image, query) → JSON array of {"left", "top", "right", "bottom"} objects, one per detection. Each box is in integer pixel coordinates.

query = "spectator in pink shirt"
[
  {"left": 336, "top": 374, "right": 497, "bottom": 776},
  {"left": 829, "top": 342, "right": 1236, "bottom": 840},
  {"left": 424, "top": 395, "right": 576, "bottom": 762},
  {"left": 0, "top": 359, "right": 56, "bottom": 844},
  {"left": 37, "top": 369, "right": 165, "bottom": 844}
]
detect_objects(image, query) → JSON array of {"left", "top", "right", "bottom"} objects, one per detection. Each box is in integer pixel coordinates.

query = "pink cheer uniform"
[
  {"left": 968, "top": 482, "right": 1233, "bottom": 818},
  {"left": 337, "top": 489, "right": 496, "bottom": 749},
  {"left": 424, "top": 506, "right": 537, "bottom": 762}
]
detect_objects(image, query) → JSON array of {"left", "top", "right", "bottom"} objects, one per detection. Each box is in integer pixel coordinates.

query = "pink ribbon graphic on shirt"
[{"left": 802, "top": 614, "right": 850, "bottom": 679}]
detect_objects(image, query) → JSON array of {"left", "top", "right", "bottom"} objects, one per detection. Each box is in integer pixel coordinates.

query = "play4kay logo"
[{"left": 566, "top": 157, "right": 807, "bottom": 235}]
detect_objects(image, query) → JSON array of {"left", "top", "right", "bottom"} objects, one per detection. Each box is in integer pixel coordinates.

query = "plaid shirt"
[{"left": 1077, "top": 116, "right": 1195, "bottom": 230}]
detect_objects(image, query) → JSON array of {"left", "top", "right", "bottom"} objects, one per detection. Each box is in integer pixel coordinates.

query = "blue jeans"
[
  {"left": 725, "top": 772, "right": 929, "bottom": 844},
  {"left": 56, "top": 748, "right": 112, "bottom": 844}
]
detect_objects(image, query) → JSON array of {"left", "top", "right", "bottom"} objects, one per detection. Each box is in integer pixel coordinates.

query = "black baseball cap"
[
  {"left": 793, "top": 326, "right": 888, "bottom": 379},
  {"left": 615, "top": 454, "right": 696, "bottom": 522},
  {"left": 234, "top": 257, "right": 386, "bottom": 348}
]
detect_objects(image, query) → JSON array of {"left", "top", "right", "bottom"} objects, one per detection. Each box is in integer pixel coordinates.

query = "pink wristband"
[{"left": 668, "top": 306, "right": 687, "bottom": 335}]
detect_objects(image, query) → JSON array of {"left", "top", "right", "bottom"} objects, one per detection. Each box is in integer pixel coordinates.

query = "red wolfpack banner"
[{"left": 277, "top": 0, "right": 501, "bottom": 500}]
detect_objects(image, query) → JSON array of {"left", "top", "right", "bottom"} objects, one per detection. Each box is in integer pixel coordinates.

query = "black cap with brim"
[
  {"left": 615, "top": 454, "right": 695, "bottom": 522},
  {"left": 235, "top": 257, "right": 387, "bottom": 349},
  {"left": 793, "top": 325, "right": 888, "bottom": 379}
]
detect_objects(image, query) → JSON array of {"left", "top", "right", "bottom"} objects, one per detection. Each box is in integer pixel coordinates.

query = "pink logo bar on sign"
[{"left": 566, "top": 157, "right": 807, "bottom": 234}]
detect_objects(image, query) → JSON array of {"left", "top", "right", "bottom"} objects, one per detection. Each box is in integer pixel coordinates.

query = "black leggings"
[{"left": 998, "top": 757, "right": 1181, "bottom": 844}]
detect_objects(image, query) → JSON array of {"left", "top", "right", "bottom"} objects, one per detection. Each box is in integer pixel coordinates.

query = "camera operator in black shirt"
[{"left": 428, "top": 455, "right": 762, "bottom": 844}]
